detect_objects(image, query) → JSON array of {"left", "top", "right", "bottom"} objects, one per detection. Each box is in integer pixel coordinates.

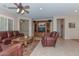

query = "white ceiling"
[{"left": 0, "top": 3, "right": 79, "bottom": 19}]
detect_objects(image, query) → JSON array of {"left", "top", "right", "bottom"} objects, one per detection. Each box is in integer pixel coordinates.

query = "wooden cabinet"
[{"left": 33, "top": 20, "right": 51, "bottom": 37}]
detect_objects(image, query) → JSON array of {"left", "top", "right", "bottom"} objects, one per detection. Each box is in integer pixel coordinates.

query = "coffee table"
[{"left": 11, "top": 37, "right": 27, "bottom": 47}]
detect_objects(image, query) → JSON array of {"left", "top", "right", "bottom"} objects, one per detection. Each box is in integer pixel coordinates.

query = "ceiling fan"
[{"left": 8, "top": 3, "right": 30, "bottom": 14}]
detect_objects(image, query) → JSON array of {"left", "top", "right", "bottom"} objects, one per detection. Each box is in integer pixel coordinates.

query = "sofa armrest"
[
  {"left": 0, "top": 46, "right": 2, "bottom": 52},
  {"left": 2, "top": 38, "right": 11, "bottom": 45},
  {"left": 0, "top": 43, "right": 23, "bottom": 56},
  {"left": 19, "top": 33, "right": 24, "bottom": 36},
  {"left": 2, "top": 38, "right": 11, "bottom": 43},
  {"left": 0, "top": 37, "right": 2, "bottom": 42}
]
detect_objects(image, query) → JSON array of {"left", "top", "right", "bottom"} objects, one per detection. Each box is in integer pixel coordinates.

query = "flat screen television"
[{"left": 38, "top": 26, "right": 45, "bottom": 32}]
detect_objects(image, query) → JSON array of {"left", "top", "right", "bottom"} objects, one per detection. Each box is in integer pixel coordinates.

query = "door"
[{"left": 57, "top": 19, "right": 64, "bottom": 39}]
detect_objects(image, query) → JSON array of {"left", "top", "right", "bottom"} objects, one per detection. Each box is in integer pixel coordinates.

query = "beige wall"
[
  {"left": 12, "top": 15, "right": 79, "bottom": 39},
  {"left": 18, "top": 17, "right": 33, "bottom": 37},
  {"left": 0, "top": 9, "right": 16, "bottom": 19},
  {"left": 17, "top": 15, "right": 79, "bottom": 39},
  {"left": 20, "top": 20, "right": 29, "bottom": 36},
  {"left": 13, "top": 19, "right": 20, "bottom": 31},
  {"left": 1, "top": 7, "right": 79, "bottom": 39},
  {"left": 13, "top": 16, "right": 79, "bottom": 39},
  {"left": 53, "top": 16, "right": 79, "bottom": 39}
]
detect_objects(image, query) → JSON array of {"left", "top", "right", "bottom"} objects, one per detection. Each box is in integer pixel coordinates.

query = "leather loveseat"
[{"left": 0, "top": 31, "right": 24, "bottom": 45}]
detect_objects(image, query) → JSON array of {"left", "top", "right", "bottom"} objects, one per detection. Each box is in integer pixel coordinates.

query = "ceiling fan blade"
[
  {"left": 8, "top": 7, "right": 17, "bottom": 9},
  {"left": 14, "top": 3, "right": 19, "bottom": 7},
  {"left": 14, "top": 3, "right": 22, "bottom": 8},
  {"left": 24, "top": 9, "right": 29, "bottom": 14},
  {"left": 19, "top": 3, "right": 22, "bottom": 6},
  {"left": 19, "top": 3, "right": 23, "bottom": 8},
  {"left": 24, "top": 6, "right": 30, "bottom": 9}
]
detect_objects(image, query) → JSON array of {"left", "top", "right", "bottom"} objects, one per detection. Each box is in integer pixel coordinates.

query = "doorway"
[{"left": 57, "top": 19, "right": 64, "bottom": 39}]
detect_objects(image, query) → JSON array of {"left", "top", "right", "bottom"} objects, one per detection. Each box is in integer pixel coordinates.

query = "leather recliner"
[{"left": 41, "top": 32, "right": 59, "bottom": 47}]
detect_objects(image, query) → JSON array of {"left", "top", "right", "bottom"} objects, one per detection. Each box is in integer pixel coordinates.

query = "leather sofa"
[
  {"left": 0, "top": 43, "right": 23, "bottom": 56},
  {"left": 0, "top": 45, "right": 2, "bottom": 52},
  {"left": 0, "top": 31, "right": 24, "bottom": 45},
  {"left": 13, "top": 31, "right": 24, "bottom": 37},
  {"left": 41, "top": 31, "right": 59, "bottom": 47}
]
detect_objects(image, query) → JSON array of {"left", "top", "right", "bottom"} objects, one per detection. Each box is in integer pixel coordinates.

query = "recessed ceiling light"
[
  {"left": 74, "top": 10, "right": 78, "bottom": 12},
  {"left": 40, "top": 8, "right": 43, "bottom": 10}
]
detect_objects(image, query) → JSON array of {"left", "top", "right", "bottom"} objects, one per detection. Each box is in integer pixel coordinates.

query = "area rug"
[{"left": 23, "top": 40, "right": 39, "bottom": 56}]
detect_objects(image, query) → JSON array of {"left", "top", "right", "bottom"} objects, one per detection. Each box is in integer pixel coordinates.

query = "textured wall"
[{"left": 53, "top": 16, "right": 79, "bottom": 39}]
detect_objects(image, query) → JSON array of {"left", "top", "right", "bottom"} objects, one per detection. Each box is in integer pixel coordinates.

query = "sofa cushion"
[
  {"left": 3, "top": 32, "right": 8, "bottom": 38},
  {"left": 0, "top": 32, "right": 8, "bottom": 39},
  {"left": 50, "top": 32, "right": 57, "bottom": 37},
  {"left": 13, "top": 31, "right": 24, "bottom": 37},
  {"left": 2, "top": 38, "right": 12, "bottom": 45},
  {"left": 7, "top": 31, "right": 14, "bottom": 38},
  {"left": 13, "top": 31, "right": 19, "bottom": 36},
  {"left": 0, "top": 37, "right": 2, "bottom": 43},
  {"left": 0, "top": 46, "right": 2, "bottom": 52},
  {"left": 3, "top": 40, "right": 11, "bottom": 45},
  {"left": 44, "top": 32, "right": 50, "bottom": 37},
  {"left": 0, "top": 32, "right": 8, "bottom": 43},
  {"left": 41, "top": 32, "right": 59, "bottom": 47},
  {"left": 0, "top": 32, "right": 3, "bottom": 41}
]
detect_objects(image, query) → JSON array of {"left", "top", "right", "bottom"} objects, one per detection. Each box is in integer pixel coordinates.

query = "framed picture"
[{"left": 69, "top": 23, "right": 75, "bottom": 28}]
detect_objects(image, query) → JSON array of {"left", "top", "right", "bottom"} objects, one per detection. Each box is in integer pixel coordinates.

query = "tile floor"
[{"left": 30, "top": 39, "right": 79, "bottom": 56}]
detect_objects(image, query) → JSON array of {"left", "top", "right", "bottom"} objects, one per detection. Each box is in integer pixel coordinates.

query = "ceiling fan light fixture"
[
  {"left": 17, "top": 8, "right": 20, "bottom": 13},
  {"left": 21, "top": 9, "right": 25, "bottom": 14}
]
